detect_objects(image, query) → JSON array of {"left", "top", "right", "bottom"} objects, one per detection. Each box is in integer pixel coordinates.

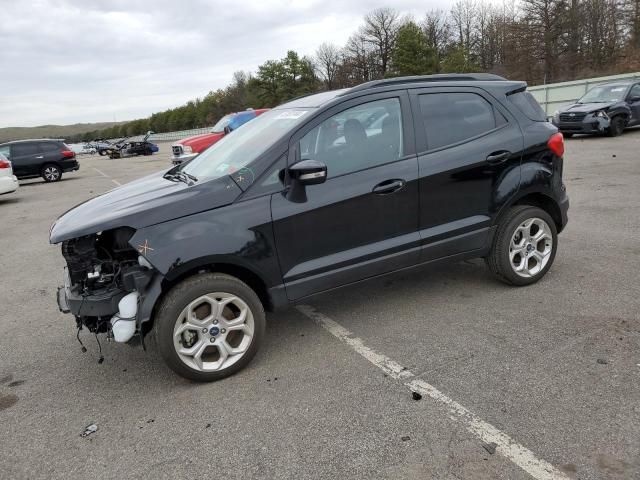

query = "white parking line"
[
  {"left": 296, "top": 304, "right": 569, "bottom": 480},
  {"left": 93, "top": 167, "right": 122, "bottom": 186}
]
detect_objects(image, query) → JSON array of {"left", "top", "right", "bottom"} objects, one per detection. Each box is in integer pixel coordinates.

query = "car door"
[
  {"left": 10, "top": 142, "right": 42, "bottom": 177},
  {"left": 626, "top": 84, "right": 640, "bottom": 126},
  {"left": 271, "top": 92, "right": 420, "bottom": 300},
  {"left": 408, "top": 87, "right": 523, "bottom": 262}
]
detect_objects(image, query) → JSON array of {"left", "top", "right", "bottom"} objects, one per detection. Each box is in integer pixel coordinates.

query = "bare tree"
[
  {"left": 451, "top": 0, "right": 477, "bottom": 52},
  {"left": 343, "top": 31, "right": 378, "bottom": 84},
  {"left": 422, "top": 9, "right": 452, "bottom": 71},
  {"left": 362, "top": 7, "right": 401, "bottom": 76},
  {"left": 314, "top": 43, "right": 341, "bottom": 89}
]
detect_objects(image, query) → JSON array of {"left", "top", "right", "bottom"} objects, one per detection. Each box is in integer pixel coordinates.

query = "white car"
[{"left": 0, "top": 153, "right": 19, "bottom": 195}]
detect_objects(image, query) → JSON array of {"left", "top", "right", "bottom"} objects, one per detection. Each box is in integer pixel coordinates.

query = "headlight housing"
[{"left": 182, "top": 145, "right": 193, "bottom": 154}]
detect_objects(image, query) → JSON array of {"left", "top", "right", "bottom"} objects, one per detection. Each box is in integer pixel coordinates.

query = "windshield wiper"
[{"left": 164, "top": 171, "right": 198, "bottom": 186}]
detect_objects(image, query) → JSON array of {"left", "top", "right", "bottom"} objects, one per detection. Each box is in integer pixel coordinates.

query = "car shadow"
[
  {"left": 0, "top": 196, "right": 20, "bottom": 205},
  {"left": 18, "top": 177, "right": 81, "bottom": 188}
]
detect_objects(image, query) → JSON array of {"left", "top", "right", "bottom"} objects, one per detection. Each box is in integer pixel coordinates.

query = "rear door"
[
  {"left": 271, "top": 91, "right": 420, "bottom": 300},
  {"left": 409, "top": 87, "right": 523, "bottom": 261},
  {"left": 10, "top": 142, "right": 42, "bottom": 177}
]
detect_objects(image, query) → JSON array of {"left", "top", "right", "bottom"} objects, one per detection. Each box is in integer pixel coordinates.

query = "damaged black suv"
[{"left": 51, "top": 74, "right": 569, "bottom": 381}]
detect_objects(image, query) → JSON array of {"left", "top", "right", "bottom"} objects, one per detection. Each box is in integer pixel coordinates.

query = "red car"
[{"left": 171, "top": 109, "right": 269, "bottom": 165}]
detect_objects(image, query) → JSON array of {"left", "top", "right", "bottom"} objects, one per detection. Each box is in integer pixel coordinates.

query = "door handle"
[
  {"left": 372, "top": 179, "right": 405, "bottom": 195},
  {"left": 35, "top": 155, "right": 44, "bottom": 159},
  {"left": 486, "top": 151, "right": 510, "bottom": 164}
]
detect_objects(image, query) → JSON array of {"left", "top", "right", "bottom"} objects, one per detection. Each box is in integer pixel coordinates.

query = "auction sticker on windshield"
[{"left": 275, "top": 110, "right": 308, "bottom": 120}]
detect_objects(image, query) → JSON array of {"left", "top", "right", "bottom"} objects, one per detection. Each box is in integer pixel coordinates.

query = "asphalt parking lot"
[{"left": 1, "top": 132, "right": 639, "bottom": 480}]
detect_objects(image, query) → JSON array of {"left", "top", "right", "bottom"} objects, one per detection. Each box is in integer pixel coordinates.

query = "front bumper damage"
[
  {"left": 553, "top": 112, "right": 610, "bottom": 135},
  {"left": 57, "top": 259, "right": 163, "bottom": 344}
]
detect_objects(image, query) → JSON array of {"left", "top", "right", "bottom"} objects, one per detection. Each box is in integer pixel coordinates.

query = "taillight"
[
  {"left": 61, "top": 150, "right": 75, "bottom": 158},
  {"left": 547, "top": 132, "right": 564, "bottom": 157},
  {"left": 0, "top": 159, "right": 10, "bottom": 169}
]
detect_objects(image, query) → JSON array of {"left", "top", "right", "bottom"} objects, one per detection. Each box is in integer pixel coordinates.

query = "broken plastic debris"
[
  {"left": 482, "top": 442, "right": 497, "bottom": 455},
  {"left": 597, "top": 358, "right": 608, "bottom": 365},
  {"left": 81, "top": 424, "right": 98, "bottom": 437}
]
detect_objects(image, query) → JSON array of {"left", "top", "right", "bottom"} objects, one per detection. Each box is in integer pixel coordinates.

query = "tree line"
[{"left": 74, "top": 0, "right": 640, "bottom": 142}]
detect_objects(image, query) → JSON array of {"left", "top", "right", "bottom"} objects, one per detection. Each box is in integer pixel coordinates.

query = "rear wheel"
[
  {"left": 155, "top": 273, "right": 265, "bottom": 381},
  {"left": 607, "top": 116, "right": 625, "bottom": 137},
  {"left": 41, "top": 164, "right": 62, "bottom": 182},
  {"left": 486, "top": 206, "right": 558, "bottom": 286},
  {"left": 98, "top": 150, "right": 107, "bottom": 156}
]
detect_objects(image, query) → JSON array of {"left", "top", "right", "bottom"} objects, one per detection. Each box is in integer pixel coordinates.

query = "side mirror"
[
  {"left": 629, "top": 96, "right": 640, "bottom": 102},
  {"left": 286, "top": 159, "right": 327, "bottom": 202},
  {"left": 223, "top": 126, "right": 233, "bottom": 135}
]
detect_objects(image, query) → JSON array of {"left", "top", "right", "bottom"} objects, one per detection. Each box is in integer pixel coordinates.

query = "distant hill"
[{"left": 0, "top": 122, "right": 123, "bottom": 143}]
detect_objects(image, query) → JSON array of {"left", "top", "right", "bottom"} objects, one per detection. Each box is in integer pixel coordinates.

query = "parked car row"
[{"left": 171, "top": 109, "right": 269, "bottom": 165}]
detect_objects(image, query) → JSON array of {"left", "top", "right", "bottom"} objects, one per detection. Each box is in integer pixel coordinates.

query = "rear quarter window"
[{"left": 507, "top": 91, "right": 547, "bottom": 121}]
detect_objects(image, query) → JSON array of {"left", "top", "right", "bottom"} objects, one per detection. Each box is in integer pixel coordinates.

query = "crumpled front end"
[{"left": 56, "top": 227, "right": 162, "bottom": 344}]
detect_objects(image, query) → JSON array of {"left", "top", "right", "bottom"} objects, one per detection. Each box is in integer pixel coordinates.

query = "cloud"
[{"left": 0, "top": 0, "right": 451, "bottom": 127}]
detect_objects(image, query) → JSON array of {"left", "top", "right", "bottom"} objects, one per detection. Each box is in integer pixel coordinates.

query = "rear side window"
[
  {"left": 418, "top": 93, "right": 502, "bottom": 150},
  {"left": 39, "top": 141, "right": 62, "bottom": 152},
  {"left": 12, "top": 143, "right": 40, "bottom": 156},
  {"left": 0, "top": 145, "right": 10, "bottom": 158},
  {"left": 507, "top": 91, "right": 547, "bottom": 121}
]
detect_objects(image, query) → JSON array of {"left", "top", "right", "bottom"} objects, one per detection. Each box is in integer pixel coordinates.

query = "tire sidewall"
[
  {"left": 155, "top": 273, "right": 266, "bottom": 382},
  {"left": 608, "top": 116, "right": 624, "bottom": 137},
  {"left": 496, "top": 207, "right": 558, "bottom": 286}
]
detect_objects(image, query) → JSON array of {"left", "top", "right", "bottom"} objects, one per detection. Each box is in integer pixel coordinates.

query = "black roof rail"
[{"left": 342, "top": 73, "right": 507, "bottom": 95}]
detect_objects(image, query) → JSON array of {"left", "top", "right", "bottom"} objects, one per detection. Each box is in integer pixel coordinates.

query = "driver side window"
[
  {"left": 298, "top": 98, "right": 403, "bottom": 178},
  {"left": 629, "top": 84, "right": 640, "bottom": 100}
]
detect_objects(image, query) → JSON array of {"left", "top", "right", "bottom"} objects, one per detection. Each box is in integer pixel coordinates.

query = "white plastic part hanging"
[{"left": 110, "top": 292, "right": 139, "bottom": 342}]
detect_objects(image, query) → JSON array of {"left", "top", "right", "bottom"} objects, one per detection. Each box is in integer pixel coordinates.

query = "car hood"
[
  {"left": 178, "top": 132, "right": 224, "bottom": 147},
  {"left": 560, "top": 101, "right": 617, "bottom": 113},
  {"left": 50, "top": 171, "right": 241, "bottom": 243}
]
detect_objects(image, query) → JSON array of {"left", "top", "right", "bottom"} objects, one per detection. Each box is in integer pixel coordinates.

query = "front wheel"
[
  {"left": 486, "top": 206, "right": 558, "bottom": 286},
  {"left": 155, "top": 273, "right": 265, "bottom": 381},
  {"left": 607, "top": 116, "right": 625, "bottom": 137}
]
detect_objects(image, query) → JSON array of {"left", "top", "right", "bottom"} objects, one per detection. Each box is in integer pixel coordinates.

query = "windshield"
[
  {"left": 578, "top": 85, "right": 628, "bottom": 103},
  {"left": 182, "top": 108, "right": 312, "bottom": 180},
  {"left": 210, "top": 115, "right": 233, "bottom": 133}
]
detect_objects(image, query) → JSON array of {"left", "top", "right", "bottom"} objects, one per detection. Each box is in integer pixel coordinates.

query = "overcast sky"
[{"left": 0, "top": 0, "right": 455, "bottom": 128}]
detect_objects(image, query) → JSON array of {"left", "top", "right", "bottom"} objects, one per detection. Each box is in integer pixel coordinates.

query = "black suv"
[
  {"left": 0, "top": 139, "right": 79, "bottom": 182},
  {"left": 552, "top": 80, "right": 640, "bottom": 137},
  {"left": 50, "top": 74, "right": 569, "bottom": 381}
]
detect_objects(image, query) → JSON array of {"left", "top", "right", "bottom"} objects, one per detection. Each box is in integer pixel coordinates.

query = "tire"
[
  {"left": 41, "top": 164, "right": 62, "bottom": 182},
  {"left": 607, "top": 116, "right": 625, "bottom": 137},
  {"left": 562, "top": 132, "right": 573, "bottom": 138},
  {"left": 155, "top": 273, "right": 266, "bottom": 382},
  {"left": 486, "top": 206, "right": 558, "bottom": 286},
  {"left": 98, "top": 150, "right": 107, "bottom": 156}
]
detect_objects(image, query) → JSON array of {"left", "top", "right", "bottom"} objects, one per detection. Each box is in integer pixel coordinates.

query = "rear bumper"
[
  {"left": 0, "top": 175, "right": 19, "bottom": 195},
  {"left": 558, "top": 189, "right": 569, "bottom": 232},
  {"left": 62, "top": 160, "right": 80, "bottom": 172}
]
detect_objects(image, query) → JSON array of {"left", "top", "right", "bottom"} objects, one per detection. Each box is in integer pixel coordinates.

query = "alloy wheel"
[
  {"left": 509, "top": 217, "right": 553, "bottom": 278},
  {"left": 173, "top": 293, "right": 255, "bottom": 372},
  {"left": 43, "top": 166, "right": 60, "bottom": 181}
]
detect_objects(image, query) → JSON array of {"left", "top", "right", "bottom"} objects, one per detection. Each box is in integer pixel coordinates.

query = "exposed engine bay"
[{"left": 58, "top": 227, "right": 155, "bottom": 344}]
